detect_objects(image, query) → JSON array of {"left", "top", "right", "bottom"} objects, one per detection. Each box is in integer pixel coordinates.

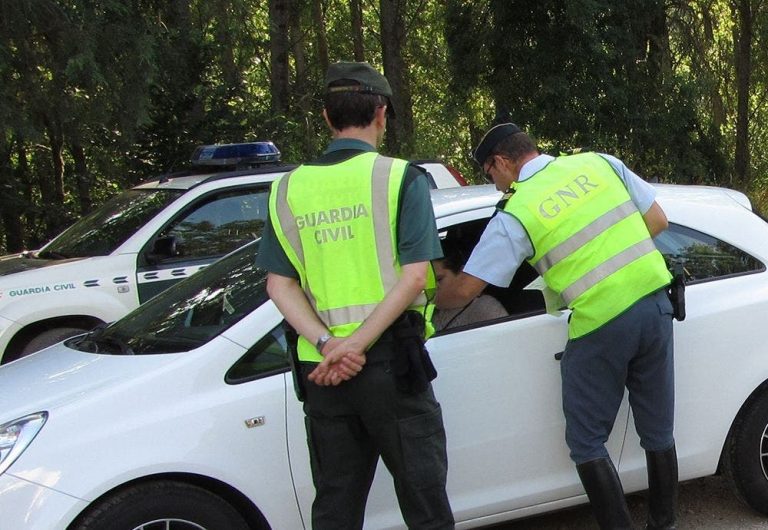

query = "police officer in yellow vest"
[
  {"left": 437, "top": 123, "right": 677, "bottom": 530},
  {"left": 256, "top": 62, "right": 454, "bottom": 529}
]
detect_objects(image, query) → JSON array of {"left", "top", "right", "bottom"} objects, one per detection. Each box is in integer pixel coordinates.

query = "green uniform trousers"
[{"left": 300, "top": 336, "right": 454, "bottom": 530}]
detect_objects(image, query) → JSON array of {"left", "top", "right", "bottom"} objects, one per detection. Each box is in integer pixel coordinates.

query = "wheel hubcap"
[
  {"left": 760, "top": 423, "right": 768, "bottom": 481},
  {"left": 132, "top": 519, "right": 207, "bottom": 530}
]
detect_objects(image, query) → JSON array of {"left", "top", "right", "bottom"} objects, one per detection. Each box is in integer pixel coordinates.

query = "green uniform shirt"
[{"left": 256, "top": 139, "right": 442, "bottom": 276}]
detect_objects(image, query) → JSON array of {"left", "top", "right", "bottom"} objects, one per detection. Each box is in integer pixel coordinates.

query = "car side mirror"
[{"left": 145, "top": 235, "right": 182, "bottom": 265}]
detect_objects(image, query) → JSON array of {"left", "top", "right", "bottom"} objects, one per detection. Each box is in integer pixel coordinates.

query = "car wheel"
[
  {"left": 723, "top": 389, "right": 768, "bottom": 514},
  {"left": 18, "top": 326, "right": 88, "bottom": 357},
  {"left": 73, "top": 481, "right": 250, "bottom": 530}
]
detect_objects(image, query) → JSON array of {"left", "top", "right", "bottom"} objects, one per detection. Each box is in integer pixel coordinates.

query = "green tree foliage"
[
  {"left": 0, "top": 0, "right": 157, "bottom": 247},
  {"left": 446, "top": 0, "right": 715, "bottom": 183},
  {"left": 2, "top": 0, "right": 767, "bottom": 252}
]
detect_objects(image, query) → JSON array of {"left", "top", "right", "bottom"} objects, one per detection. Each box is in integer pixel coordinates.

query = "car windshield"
[
  {"left": 39, "top": 189, "right": 183, "bottom": 258},
  {"left": 70, "top": 240, "right": 267, "bottom": 355}
]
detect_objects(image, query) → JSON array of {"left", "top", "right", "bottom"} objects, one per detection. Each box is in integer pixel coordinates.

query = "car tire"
[
  {"left": 72, "top": 481, "right": 250, "bottom": 530},
  {"left": 18, "top": 326, "right": 88, "bottom": 358},
  {"left": 723, "top": 389, "right": 768, "bottom": 515}
]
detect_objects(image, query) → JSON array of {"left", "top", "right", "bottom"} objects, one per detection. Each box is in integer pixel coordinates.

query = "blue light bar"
[{"left": 190, "top": 142, "right": 281, "bottom": 166}]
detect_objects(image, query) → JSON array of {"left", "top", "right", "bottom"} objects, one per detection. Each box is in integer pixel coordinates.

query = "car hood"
[
  {"left": 0, "top": 254, "right": 55, "bottom": 276},
  {"left": 0, "top": 253, "right": 86, "bottom": 277},
  {"left": 0, "top": 345, "right": 172, "bottom": 423}
]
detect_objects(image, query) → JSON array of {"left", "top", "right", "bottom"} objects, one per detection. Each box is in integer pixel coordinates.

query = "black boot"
[
  {"left": 576, "top": 458, "right": 633, "bottom": 530},
  {"left": 645, "top": 445, "right": 678, "bottom": 530}
]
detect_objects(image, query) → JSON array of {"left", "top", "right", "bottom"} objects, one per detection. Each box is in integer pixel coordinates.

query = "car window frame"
[
  {"left": 137, "top": 183, "right": 272, "bottom": 267},
  {"left": 225, "top": 324, "right": 291, "bottom": 385},
  {"left": 658, "top": 222, "right": 767, "bottom": 286},
  {"left": 433, "top": 210, "right": 547, "bottom": 336}
]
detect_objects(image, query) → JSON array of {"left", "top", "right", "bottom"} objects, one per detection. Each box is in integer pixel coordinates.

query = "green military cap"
[
  {"left": 325, "top": 61, "right": 393, "bottom": 97},
  {"left": 473, "top": 122, "right": 523, "bottom": 165}
]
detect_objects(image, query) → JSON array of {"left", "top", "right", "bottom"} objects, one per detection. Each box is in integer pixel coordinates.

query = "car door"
[
  {"left": 421, "top": 213, "right": 630, "bottom": 524},
  {"left": 136, "top": 186, "right": 270, "bottom": 303},
  {"left": 284, "top": 211, "right": 632, "bottom": 528},
  {"left": 618, "top": 222, "right": 768, "bottom": 492}
]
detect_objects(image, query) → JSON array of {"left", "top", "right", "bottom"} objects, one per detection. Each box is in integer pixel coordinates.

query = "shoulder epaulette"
[
  {"left": 494, "top": 188, "right": 515, "bottom": 212},
  {"left": 559, "top": 147, "right": 586, "bottom": 157}
]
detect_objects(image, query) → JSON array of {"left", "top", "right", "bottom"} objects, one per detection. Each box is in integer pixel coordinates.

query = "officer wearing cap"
[
  {"left": 437, "top": 123, "right": 678, "bottom": 529},
  {"left": 256, "top": 61, "right": 454, "bottom": 529}
]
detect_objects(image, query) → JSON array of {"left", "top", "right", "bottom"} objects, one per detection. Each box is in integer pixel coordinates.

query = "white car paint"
[
  {"left": 0, "top": 161, "right": 466, "bottom": 363},
  {"left": 1, "top": 183, "right": 767, "bottom": 529}
]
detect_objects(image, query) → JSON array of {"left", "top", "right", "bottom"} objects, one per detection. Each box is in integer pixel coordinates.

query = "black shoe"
[
  {"left": 645, "top": 445, "right": 678, "bottom": 530},
  {"left": 576, "top": 457, "right": 633, "bottom": 529}
]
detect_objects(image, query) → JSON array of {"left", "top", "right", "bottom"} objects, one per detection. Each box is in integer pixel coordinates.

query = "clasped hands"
[{"left": 308, "top": 336, "right": 367, "bottom": 386}]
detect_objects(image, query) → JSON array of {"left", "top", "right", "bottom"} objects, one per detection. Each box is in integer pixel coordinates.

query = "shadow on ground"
[{"left": 485, "top": 475, "right": 768, "bottom": 529}]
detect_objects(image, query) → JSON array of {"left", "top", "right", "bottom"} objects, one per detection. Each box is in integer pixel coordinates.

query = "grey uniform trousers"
[{"left": 561, "top": 288, "right": 676, "bottom": 464}]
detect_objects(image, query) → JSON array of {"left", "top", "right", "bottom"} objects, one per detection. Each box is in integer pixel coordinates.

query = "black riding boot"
[
  {"left": 645, "top": 445, "right": 678, "bottom": 530},
  {"left": 576, "top": 458, "right": 633, "bottom": 530}
]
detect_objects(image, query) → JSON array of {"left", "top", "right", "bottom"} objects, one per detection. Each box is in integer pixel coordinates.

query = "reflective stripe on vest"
[
  {"left": 269, "top": 152, "right": 433, "bottom": 360},
  {"left": 503, "top": 153, "right": 671, "bottom": 338}
]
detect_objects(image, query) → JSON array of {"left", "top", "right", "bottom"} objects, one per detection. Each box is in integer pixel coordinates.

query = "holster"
[
  {"left": 282, "top": 321, "right": 306, "bottom": 401},
  {"left": 390, "top": 310, "right": 437, "bottom": 395},
  {"left": 668, "top": 262, "right": 686, "bottom": 321}
]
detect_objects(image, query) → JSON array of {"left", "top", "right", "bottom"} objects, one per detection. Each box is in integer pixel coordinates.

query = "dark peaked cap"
[
  {"left": 473, "top": 123, "right": 523, "bottom": 165},
  {"left": 325, "top": 61, "right": 393, "bottom": 97}
]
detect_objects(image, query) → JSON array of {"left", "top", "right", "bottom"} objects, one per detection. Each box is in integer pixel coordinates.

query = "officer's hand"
[
  {"left": 309, "top": 338, "right": 366, "bottom": 386},
  {"left": 309, "top": 354, "right": 365, "bottom": 386}
]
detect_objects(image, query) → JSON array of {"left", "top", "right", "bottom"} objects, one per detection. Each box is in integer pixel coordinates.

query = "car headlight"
[{"left": 0, "top": 412, "right": 47, "bottom": 475}]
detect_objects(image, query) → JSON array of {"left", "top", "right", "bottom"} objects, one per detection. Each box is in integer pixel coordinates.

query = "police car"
[
  {"left": 2, "top": 183, "right": 768, "bottom": 529},
  {"left": 0, "top": 143, "right": 464, "bottom": 363}
]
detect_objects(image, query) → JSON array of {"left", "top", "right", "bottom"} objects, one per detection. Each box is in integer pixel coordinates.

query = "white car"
[
  {"left": 0, "top": 142, "right": 464, "bottom": 363},
  {"left": 415, "top": 160, "right": 468, "bottom": 188},
  {"left": 1, "top": 183, "right": 766, "bottom": 529}
]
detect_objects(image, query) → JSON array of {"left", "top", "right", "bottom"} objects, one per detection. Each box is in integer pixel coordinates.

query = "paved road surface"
[{"left": 485, "top": 474, "right": 768, "bottom": 529}]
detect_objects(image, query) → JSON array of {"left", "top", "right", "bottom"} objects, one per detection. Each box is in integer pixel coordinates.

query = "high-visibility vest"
[
  {"left": 502, "top": 153, "right": 671, "bottom": 338},
  {"left": 269, "top": 152, "right": 436, "bottom": 361}
]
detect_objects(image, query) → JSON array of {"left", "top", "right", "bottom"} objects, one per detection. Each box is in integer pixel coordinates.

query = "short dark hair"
[
  {"left": 491, "top": 132, "right": 538, "bottom": 163},
  {"left": 440, "top": 237, "right": 472, "bottom": 274},
  {"left": 324, "top": 80, "right": 388, "bottom": 130}
]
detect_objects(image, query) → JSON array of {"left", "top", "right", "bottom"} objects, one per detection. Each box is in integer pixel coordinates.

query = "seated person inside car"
[{"left": 433, "top": 237, "right": 508, "bottom": 331}]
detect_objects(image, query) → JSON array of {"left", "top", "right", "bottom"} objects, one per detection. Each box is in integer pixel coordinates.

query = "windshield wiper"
[
  {"left": 74, "top": 324, "right": 134, "bottom": 355},
  {"left": 96, "top": 335, "right": 135, "bottom": 355},
  {"left": 35, "top": 250, "right": 70, "bottom": 260},
  {"left": 148, "top": 334, "right": 207, "bottom": 348}
]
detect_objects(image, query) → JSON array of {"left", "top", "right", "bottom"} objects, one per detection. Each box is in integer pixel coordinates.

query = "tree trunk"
[
  {"left": 291, "top": 0, "right": 308, "bottom": 109},
  {"left": 351, "top": 0, "right": 365, "bottom": 61},
  {"left": 312, "top": 0, "right": 330, "bottom": 74},
  {"left": 269, "top": 0, "right": 292, "bottom": 117},
  {"left": 380, "top": 0, "right": 415, "bottom": 156},
  {"left": 647, "top": 2, "right": 672, "bottom": 82},
  {"left": 698, "top": 4, "right": 728, "bottom": 131},
  {"left": 733, "top": 0, "right": 751, "bottom": 188},
  {"left": 43, "top": 116, "right": 66, "bottom": 238},
  {"left": 291, "top": 1, "right": 315, "bottom": 154},
  {"left": 0, "top": 139, "right": 24, "bottom": 253},
  {"left": 70, "top": 142, "right": 92, "bottom": 215}
]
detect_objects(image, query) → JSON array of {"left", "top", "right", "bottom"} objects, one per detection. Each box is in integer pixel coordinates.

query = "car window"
[
  {"left": 158, "top": 187, "right": 269, "bottom": 262},
  {"left": 226, "top": 325, "right": 290, "bottom": 384},
  {"left": 432, "top": 216, "right": 764, "bottom": 333},
  {"left": 434, "top": 217, "right": 545, "bottom": 335},
  {"left": 41, "top": 189, "right": 183, "bottom": 258},
  {"left": 655, "top": 223, "right": 765, "bottom": 283},
  {"left": 69, "top": 240, "right": 268, "bottom": 355}
]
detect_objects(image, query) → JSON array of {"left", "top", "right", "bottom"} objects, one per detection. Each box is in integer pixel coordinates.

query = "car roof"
[
  {"left": 132, "top": 164, "right": 296, "bottom": 191},
  {"left": 430, "top": 184, "right": 501, "bottom": 219},
  {"left": 430, "top": 182, "right": 753, "bottom": 220},
  {"left": 131, "top": 161, "right": 462, "bottom": 192},
  {"left": 653, "top": 183, "right": 751, "bottom": 210}
]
